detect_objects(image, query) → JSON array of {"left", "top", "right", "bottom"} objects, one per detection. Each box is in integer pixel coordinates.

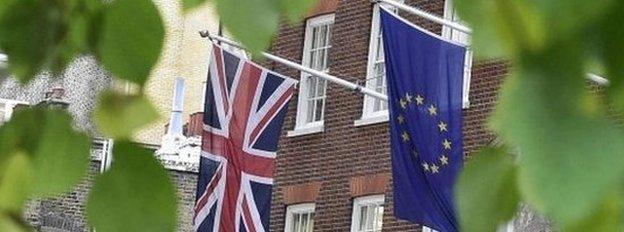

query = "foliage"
[
  {"left": 0, "top": 0, "right": 316, "bottom": 231},
  {"left": 455, "top": 0, "right": 624, "bottom": 231},
  {"left": 3, "top": 0, "right": 621, "bottom": 230},
  {"left": 183, "top": 0, "right": 317, "bottom": 54},
  {"left": 86, "top": 141, "right": 177, "bottom": 232}
]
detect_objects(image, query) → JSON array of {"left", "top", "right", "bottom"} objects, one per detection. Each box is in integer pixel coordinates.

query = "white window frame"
[
  {"left": 350, "top": 195, "right": 385, "bottom": 232},
  {"left": 0, "top": 98, "right": 29, "bottom": 124},
  {"left": 356, "top": 4, "right": 390, "bottom": 127},
  {"left": 284, "top": 203, "right": 316, "bottom": 232},
  {"left": 289, "top": 14, "right": 335, "bottom": 137},
  {"left": 442, "top": 0, "right": 473, "bottom": 109}
]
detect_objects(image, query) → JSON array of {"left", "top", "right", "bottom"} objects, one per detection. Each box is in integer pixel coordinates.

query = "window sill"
[
  {"left": 354, "top": 114, "right": 389, "bottom": 127},
  {"left": 287, "top": 124, "right": 324, "bottom": 137}
]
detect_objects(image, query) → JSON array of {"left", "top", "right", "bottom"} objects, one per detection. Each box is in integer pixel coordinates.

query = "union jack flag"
[{"left": 194, "top": 43, "right": 296, "bottom": 232}]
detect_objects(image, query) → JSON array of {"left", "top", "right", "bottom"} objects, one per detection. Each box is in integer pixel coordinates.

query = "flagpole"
[
  {"left": 373, "top": 0, "right": 610, "bottom": 86},
  {"left": 200, "top": 31, "right": 389, "bottom": 101},
  {"left": 373, "top": 0, "right": 472, "bottom": 34}
]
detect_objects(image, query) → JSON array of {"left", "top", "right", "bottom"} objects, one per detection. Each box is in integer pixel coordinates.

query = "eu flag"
[{"left": 380, "top": 7, "right": 467, "bottom": 232}]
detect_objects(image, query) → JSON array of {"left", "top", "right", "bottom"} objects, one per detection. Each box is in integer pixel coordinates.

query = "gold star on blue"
[
  {"left": 401, "top": 131, "right": 410, "bottom": 142},
  {"left": 440, "top": 155, "right": 449, "bottom": 165},
  {"left": 400, "top": 98, "right": 408, "bottom": 109},
  {"left": 442, "top": 139, "right": 452, "bottom": 150},
  {"left": 405, "top": 92, "right": 412, "bottom": 103},
  {"left": 415, "top": 94, "right": 424, "bottom": 105},
  {"left": 422, "top": 162, "right": 430, "bottom": 172},
  {"left": 428, "top": 104, "right": 437, "bottom": 116},
  {"left": 431, "top": 164, "right": 440, "bottom": 173},
  {"left": 397, "top": 114, "right": 405, "bottom": 124},
  {"left": 437, "top": 121, "right": 448, "bottom": 132}
]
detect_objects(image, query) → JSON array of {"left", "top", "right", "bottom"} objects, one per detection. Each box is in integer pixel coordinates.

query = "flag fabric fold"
[
  {"left": 194, "top": 43, "right": 296, "bottom": 232},
  {"left": 380, "top": 7, "right": 467, "bottom": 232}
]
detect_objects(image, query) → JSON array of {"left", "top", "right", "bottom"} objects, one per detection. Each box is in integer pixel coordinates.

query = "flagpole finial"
[{"left": 199, "top": 30, "right": 210, "bottom": 38}]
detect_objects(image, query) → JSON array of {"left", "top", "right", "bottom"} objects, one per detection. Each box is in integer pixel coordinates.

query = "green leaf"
[
  {"left": 0, "top": 152, "right": 33, "bottom": 212},
  {"left": 0, "top": 107, "right": 91, "bottom": 197},
  {"left": 564, "top": 192, "right": 622, "bottom": 232},
  {"left": 278, "top": 0, "right": 317, "bottom": 23},
  {"left": 214, "top": 0, "right": 280, "bottom": 54},
  {"left": 93, "top": 91, "right": 158, "bottom": 138},
  {"left": 529, "top": 0, "right": 616, "bottom": 36},
  {"left": 97, "top": 0, "right": 164, "bottom": 86},
  {"left": 87, "top": 141, "right": 177, "bottom": 232},
  {"left": 455, "top": 0, "right": 546, "bottom": 58},
  {"left": 456, "top": 146, "right": 519, "bottom": 232},
  {"left": 0, "top": 213, "right": 29, "bottom": 232},
  {"left": 182, "top": 0, "right": 207, "bottom": 11},
  {"left": 0, "top": 0, "right": 75, "bottom": 82},
  {"left": 592, "top": 1, "right": 624, "bottom": 112},
  {"left": 490, "top": 40, "right": 624, "bottom": 226},
  {"left": 31, "top": 109, "right": 91, "bottom": 196}
]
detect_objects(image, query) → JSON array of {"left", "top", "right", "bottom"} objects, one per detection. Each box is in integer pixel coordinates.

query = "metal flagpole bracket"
[
  {"left": 372, "top": 0, "right": 610, "bottom": 86},
  {"left": 200, "top": 31, "right": 389, "bottom": 101},
  {"left": 374, "top": 0, "right": 472, "bottom": 34}
]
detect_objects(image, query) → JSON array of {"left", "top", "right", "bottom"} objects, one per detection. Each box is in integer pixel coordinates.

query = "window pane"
[
  {"left": 318, "top": 26, "right": 327, "bottom": 49},
  {"left": 359, "top": 205, "right": 368, "bottom": 231},
  {"left": 293, "top": 214, "right": 301, "bottom": 232},
  {"left": 300, "top": 213, "right": 308, "bottom": 232},
  {"left": 316, "top": 79, "right": 326, "bottom": 97},
  {"left": 308, "top": 76, "right": 318, "bottom": 98},
  {"left": 308, "top": 213, "right": 315, "bottom": 232},
  {"left": 307, "top": 99, "right": 316, "bottom": 123}
]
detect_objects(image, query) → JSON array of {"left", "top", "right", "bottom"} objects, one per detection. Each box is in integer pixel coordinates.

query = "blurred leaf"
[
  {"left": 94, "top": 91, "right": 158, "bottom": 138},
  {"left": 278, "top": 0, "right": 317, "bottom": 23},
  {"left": 593, "top": 1, "right": 624, "bottom": 112},
  {"left": 86, "top": 141, "right": 177, "bottom": 232},
  {"left": 214, "top": 0, "right": 280, "bottom": 54},
  {"left": 564, "top": 193, "right": 622, "bottom": 232},
  {"left": 0, "top": 213, "right": 28, "bottom": 232},
  {"left": 97, "top": 0, "right": 164, "bottom": 86},
  {"left": 0, "top": 107, "right": 91, "bottom": 197},
  {"left": 455, "top": 0, "right": 546, "bottom": 58},
  {"left": 0, "top": 152, "right": 33, "bottom": 212},
  {"left": 182, "top": 0, "right": 207, "bottom": 11},
  {"left": 456, "top": 146, "right": 519, "bottom": 232},
  {"left": 31, "top": 109, "right": 91, "bottom": 196},
  {"left": 0, "top": 0, "right": 72, "bottom": 82},
  {"left": 491, "top": 40, "right": 624, "bottom": 226},
  {"left": 529, "top": 0, "right": 615, "bottom": 36}
]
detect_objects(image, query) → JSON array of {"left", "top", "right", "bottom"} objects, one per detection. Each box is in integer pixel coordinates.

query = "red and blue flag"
[{"left": 194, "top": 43, "right": 296, "bottom": 232}]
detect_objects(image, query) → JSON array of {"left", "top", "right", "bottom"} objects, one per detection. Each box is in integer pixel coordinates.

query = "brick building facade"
[
  {"left": 266, "top": 0, "right": 512, "bottom": 231},
  {"left": 1, "top": 0, "right": 556, "bottom": 231}
]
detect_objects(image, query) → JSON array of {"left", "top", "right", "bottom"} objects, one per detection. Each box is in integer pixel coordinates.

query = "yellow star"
[
  {"left": 405, "top": 92, "right": 412, "bottom": 103},
  {"left": 412, "top": 149, "right": 418, "bottom": 158},
  {"left": 415, "top": 95, "right": 424, "bottom": 105},
  {"left": 437, "top": 121, "right": 448, "bottom": 132},
  {"left": 431, "top": 164, "right": 440, "bottom": 173},
  {"left": 422, "top": 162, "right": 430, "bottom": 172},
  {"left": 440, "top": 155, "right": 449, "bottom": 165},
  {"left": 397, "top": 115, "right": 405, "bottom": 124},
  {"left": 442, "top": 139, "right": 452, "bottom": 150},
  {"left": 401, "top": 131, "right": 410, "bottom": 142},
  {"left": 400, "top": 99, "right": 407, "bottom": 109},
  {"left": 428, "top": 105, "right": 437, "bottom": 116}
]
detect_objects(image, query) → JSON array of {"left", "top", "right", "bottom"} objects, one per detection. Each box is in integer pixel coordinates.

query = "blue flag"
[{"left": 380, "top": 7, "right": 467, "bottom": 232}]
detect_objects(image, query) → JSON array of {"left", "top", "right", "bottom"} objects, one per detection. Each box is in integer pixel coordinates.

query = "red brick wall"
[{"left": 268, "top": 0, "right": 509, "bottom": 231}]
